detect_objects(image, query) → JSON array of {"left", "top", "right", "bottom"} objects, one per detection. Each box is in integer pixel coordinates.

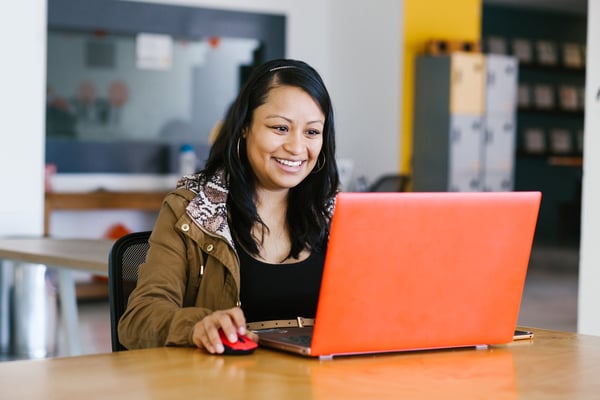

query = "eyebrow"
[{"left": 265, "top": 114, "right": 324, "bottom": 126}]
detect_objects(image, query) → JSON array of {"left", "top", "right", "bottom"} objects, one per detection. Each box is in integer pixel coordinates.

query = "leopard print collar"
[
  {"left": 176, "top": 169, "right": 337, "bottom": 248},
  {"left": 176, "top": 169, "right": 233, "bottom": 247}
]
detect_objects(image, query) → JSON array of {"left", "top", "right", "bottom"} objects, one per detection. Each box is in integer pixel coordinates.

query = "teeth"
[{"left": 276, "top": 158, "right": 302, "bottom": 167}]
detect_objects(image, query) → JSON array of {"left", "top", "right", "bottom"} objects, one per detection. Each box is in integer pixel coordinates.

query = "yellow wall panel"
[{"left": 401, "top": 0, "right": 481, "bottom": 174}]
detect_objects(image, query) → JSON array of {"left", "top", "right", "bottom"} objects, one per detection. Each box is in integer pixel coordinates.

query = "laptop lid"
[{"left": 259, "top": 191, "right": 541, "bottom": 358}]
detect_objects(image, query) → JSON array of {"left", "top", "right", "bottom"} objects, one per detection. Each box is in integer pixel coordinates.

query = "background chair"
[
  {"left": 367, "top": 174, "right": 410, "bottom": 192},
  {"left": 108, "top": 230, "right": 151, "bottom": 352}
]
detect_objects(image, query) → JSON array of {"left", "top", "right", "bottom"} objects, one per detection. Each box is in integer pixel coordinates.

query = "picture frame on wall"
[
  {"left": 536, "top": 40, "right": 558, "bottom": 66},
  {"left": 486, "top": 36, "right": 507, "bottom": 55},
  {"left": 562, "top": 42, "right": 583, "bottom": 68},
  {"left": 559, "top": 85, "right": 579, "bottom": 111},
  {"left": 550, "top": 129, "right": 572, "bottom": 154},
  {"left": 524, "top": 128, "right": 546, "bottom": 154},
  {"left": 512, "top": 38, "right": 533, "bottom": 63},
  {"left": 517, "top": 84, "right": 531, "bottom": 108},
  {"left": 533, "top": 84, "right": 555, "bottom": 109}
]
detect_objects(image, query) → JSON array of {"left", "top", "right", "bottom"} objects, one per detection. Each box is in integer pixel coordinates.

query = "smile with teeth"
[{"left": 275, "top": 158, "right": 304, "bottom": 167}]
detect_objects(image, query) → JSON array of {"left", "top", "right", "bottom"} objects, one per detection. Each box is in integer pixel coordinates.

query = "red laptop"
[{"left": 256, "top": 191, "right": 541, "bottom": 358}]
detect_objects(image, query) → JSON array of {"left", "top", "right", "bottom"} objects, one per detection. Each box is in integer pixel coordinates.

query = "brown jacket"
[
  {"left": 118, "top": 170, "right": 336, "bottom": 349},
  {"left": 118, "top": 171, "right": 242, "bottom": 349}
]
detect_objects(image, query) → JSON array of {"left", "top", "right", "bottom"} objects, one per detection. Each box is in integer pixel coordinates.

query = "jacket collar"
[
  {"left": 177, "top": 169, "right": 234, "bottom": 247},
  {"left": 176, "top": 168, "right": 337, "bottom": 248}
]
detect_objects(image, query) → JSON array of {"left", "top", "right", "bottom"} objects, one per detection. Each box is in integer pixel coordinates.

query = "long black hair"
[{"left": 203, "top": 59, "right": 339, "bottom": 260}]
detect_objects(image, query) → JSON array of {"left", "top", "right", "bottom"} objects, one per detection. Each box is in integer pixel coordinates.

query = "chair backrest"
[
  {"left": 368, "top": 174, "right": 410, "bottom": 192},
  {"left": 108, "top": 231, "right": 151, "bottom": 352}
]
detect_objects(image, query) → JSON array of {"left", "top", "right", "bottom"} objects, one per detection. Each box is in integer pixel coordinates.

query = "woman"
[{"left": 118, "top": 59, "right": 339, "bottom": 353}]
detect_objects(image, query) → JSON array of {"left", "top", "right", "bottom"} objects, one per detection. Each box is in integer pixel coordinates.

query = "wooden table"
[
  {"left": 0, "top": 328, "right": 598, "bottom": 398},
  {"left": 0, "top": 237, "right": 114, "bottom": 356}
]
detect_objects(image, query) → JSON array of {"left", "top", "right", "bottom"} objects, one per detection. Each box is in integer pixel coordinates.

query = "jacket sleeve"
[{"left": 118, "top": 191, "right": 213, "bottom": 349}]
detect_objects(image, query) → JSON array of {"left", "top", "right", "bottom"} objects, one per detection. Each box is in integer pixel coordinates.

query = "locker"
[
  {"left": 448, "top": 115, "right": 483, "bottom": 191},
  {"left": 413, "top": 53, "right": 517, "bottom": 192},
  {"left": 450, "top": 53, "right": 486, "bottom": 115},
  {"left": 485, "top": 54, "right": 518, "bottom": 116},
  {"left": 482, "top": 116, "right": 516, "bottom": 191}
]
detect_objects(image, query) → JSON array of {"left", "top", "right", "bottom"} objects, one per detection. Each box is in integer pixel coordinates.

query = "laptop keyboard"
[{"left": 280, "top": 335, "right": 312, "bottom": 347}]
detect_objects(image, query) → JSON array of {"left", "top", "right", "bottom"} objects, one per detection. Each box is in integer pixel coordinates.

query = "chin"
[{"left": 276, "top": 176, "right": 307, "bottom": 189}]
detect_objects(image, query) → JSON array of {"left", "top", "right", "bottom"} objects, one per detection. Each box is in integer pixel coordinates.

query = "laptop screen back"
[{"left": 310, "top": 191, "right": 541, "bottom": 357}]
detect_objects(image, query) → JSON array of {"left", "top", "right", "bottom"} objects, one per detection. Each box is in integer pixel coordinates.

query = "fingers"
[
  {"left": 192, "top": 307, "right": 248, "bottom": 354},
  {"left": 245, "top": 330, "right": 259, "bottom": 343},
  {"left": 228, "top": 307, "right": 248, "bottom": 336}
]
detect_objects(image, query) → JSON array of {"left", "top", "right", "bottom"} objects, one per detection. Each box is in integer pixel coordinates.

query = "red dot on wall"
[{"left": 208, "top": 36, "right": 220, "bottom": 48}]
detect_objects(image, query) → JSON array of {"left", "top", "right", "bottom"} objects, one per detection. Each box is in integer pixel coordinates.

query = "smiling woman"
[
  {"left": 117, "top": 59, "right": 341, "bottom": 354},
  {"left": 46, "top": 0, "right": 285, "bottom": 174}
]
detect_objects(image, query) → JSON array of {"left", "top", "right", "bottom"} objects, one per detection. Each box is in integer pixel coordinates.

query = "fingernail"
[
  {"left": 216, "top": 344, "right": 224, "bottom": 353},
  {"left": 239, "top": 326, "right": 246, "bottom": 335},
  {"left": 229, "top": 334, "right": 238, "bottom": 342}
]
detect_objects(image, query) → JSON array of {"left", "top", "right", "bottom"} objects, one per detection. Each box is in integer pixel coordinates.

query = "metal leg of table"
[
  {"left": 0, "top": 260, "right": 13, "bottom": 355},
  {"left": 57, "top": 269, "right": 82, "bottom": 356}
]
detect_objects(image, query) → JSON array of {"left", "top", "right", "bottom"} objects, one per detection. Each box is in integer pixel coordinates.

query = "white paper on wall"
[{"left": 136, "top": 33, "right": 173, "bottom": 70}]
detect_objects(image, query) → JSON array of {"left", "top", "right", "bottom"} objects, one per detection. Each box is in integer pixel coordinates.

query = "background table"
[
  {"left": 0, "top": 328, "right": 599, "bottom": 398},
  {"left": 0, "top": 237, "right": 114, "bottom": 356},
  {"left": 44, "top": 191, "right": 166, "bottom": 235}
]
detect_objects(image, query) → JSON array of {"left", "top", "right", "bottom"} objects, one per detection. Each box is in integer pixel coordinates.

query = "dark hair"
[{"left": 204, "top": 58, "right": 339, "bottom": 259}]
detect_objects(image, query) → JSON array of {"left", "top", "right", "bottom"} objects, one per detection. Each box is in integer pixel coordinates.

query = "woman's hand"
[{"left": 192, "top": 307, "right": 258, "bottom": 354}]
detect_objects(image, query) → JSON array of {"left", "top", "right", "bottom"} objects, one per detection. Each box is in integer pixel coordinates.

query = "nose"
[{"left": 283, "top": 130, "right": 304, "bottom": 154}]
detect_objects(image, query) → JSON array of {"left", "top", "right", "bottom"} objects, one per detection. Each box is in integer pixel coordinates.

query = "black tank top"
[{"left": 237, "top": 244, "right": 325, "bottom": 323}]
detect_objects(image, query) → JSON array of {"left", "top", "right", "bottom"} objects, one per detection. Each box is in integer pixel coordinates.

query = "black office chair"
[
  {"left": 367, "top": 174, "right": 410, "bottom": 192},
  {"left": 108, "top": 230, "right": 152, "bottom": 352}
]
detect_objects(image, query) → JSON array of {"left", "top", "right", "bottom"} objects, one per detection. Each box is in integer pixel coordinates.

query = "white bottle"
[{"left": 179, "top": 144, "right": 197, "bottom": 176}]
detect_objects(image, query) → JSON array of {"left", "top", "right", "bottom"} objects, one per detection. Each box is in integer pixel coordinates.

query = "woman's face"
[{"left": 244, "top": 85, "right": 325, "bottom": 192}]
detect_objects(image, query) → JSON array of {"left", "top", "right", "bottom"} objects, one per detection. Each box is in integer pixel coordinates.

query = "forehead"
[{"left": 256, "top": 85, "right": 324, "bottom": 116}]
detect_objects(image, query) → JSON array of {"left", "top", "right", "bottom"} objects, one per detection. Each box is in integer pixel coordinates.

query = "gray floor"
[{"left": 5, "top": 244, "right": 581, "bottom": 360}]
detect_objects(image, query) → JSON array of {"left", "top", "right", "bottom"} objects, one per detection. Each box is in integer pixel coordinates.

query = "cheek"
[
  {"left": 246, "top": 136, "right": 269, "bottom": 161},
  {"left": 248, "top": 131, "right": 277, "bottom": 155},
  {"left": 309, "top": 141, "right": 324, "bottom": 159}
]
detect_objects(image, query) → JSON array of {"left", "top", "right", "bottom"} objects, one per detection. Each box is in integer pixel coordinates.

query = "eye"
[
  {"left": 271, "top": 125, "right": 288, "bottom": 133},
  {"left": 306, "top": 129, "right": 321, "bottom": 136}
]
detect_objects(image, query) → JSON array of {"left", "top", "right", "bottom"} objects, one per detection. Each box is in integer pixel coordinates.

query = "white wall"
[
  {"left": 0, "top": 0, "right": 46, "bottom": 236},
  {"left": 578, "top": 0, "right": 600, "bottom": 336},
  {"left": 329, "top": 0, "right": 401, "bottom": 182}
]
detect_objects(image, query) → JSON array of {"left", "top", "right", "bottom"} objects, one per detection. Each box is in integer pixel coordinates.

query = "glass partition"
[
  {"left": 47, "top": 30, "right": 259, "bottom": 144},
  {"left": 46, "top": 0, "right": 285, "bottom": 173}
]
